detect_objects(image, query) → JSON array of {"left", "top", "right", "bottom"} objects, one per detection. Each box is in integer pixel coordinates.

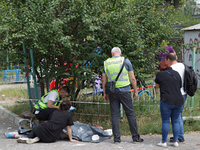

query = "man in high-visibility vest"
[
  {"left": 33, "top": 86, "right": 70, "bottom": 121},
  {"left": 102, "top": 47, "right": 143, "bottom": 143}
]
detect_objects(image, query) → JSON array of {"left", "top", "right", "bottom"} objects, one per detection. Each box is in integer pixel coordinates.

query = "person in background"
[
  {"left": 17, "top": 100, "right": 79, "bottom": 144},
  {"left": 102, "top": 47, "right": 143, "bottom": 143},
  {"left": 33, "top": 86, "right": 70, "bottom": 121},
  {"left": 166, "top": 53, "right": 187, "bottom": 142},
  {"left": 155, "top": 60, "right": 183, "bottom": 147}
]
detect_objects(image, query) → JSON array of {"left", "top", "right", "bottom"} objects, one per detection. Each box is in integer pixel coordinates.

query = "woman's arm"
[{"left": 66, "top": 126, "right": 79, "bottom": 142}]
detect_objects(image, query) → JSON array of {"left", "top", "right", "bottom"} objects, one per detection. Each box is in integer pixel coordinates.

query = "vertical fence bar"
[
  {"left": 7, "top": 50, "right": 9, "bottom": 70},
  {"left": 190, "top": 47, "right": 196, "bottom": 108},
  {"left": 120, "top": 104, "right": 123, "bottom": 118},
  {"left": 3, "top": 70, "right": 5, "bottom": 82}
]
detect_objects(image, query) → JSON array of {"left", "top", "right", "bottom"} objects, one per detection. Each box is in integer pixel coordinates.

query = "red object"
[
  {"left": 130, "top": 85, "right": 152, "bottom": 92},
  {"left": 49, "top": 79, "right": 69, "bottom": 91}
]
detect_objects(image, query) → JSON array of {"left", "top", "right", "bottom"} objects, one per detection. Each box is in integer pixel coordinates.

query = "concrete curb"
[{"left": 0, "top": 105, "right": 22, "bottom": 126}]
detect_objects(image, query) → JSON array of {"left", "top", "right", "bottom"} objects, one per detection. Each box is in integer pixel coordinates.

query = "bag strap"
[
  {"left": 165, "top": 70, "right": 178, "bottom": 82},
  {"left": 115, "top": 58, "right": 126, "bottom": 82}
]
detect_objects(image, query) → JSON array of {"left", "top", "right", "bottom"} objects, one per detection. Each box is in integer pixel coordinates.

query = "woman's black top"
[
  {"left": 34, "top": 110, "right": 74, "bottom": 143},
  {"left": 155, "top": 68, "right": 184, "bottom": 106}
]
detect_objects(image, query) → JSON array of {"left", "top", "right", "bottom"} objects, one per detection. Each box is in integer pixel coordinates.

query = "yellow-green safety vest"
[
  {"left": 104, "top": 57, "right": 130, "bottom": 88},
  {"left": 34, "top": 90, "right": 60, "bottom": 109}
]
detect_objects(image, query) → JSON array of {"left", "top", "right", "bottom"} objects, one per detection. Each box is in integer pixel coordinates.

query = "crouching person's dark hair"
[{"left": 59, "top": 100, "right": 72, "bottom": 111}]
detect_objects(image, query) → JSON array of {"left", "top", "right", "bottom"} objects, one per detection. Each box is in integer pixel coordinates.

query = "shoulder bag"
[{"left": 105, "top": 58, "right": 126, "bottom": 95}]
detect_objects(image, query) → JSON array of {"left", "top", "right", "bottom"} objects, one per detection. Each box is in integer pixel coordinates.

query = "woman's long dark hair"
[{"left": 59, "top": 100, "right": 72, "bottom": 111}]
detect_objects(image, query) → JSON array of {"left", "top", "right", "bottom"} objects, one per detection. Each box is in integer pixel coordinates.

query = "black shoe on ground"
[
  {"left": 170, "top": 137, "right": 185, "bottom": 142},
  {"left": 114, "top": 139, "right": 121, "bottom": 143},
  {"left": 133, "top": 137, "right": 144, "bottom": 143}
]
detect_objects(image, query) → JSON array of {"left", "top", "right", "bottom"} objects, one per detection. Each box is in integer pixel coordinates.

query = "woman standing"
[{"left": 155, "top": 60, "right": 183, "bottom": 147}]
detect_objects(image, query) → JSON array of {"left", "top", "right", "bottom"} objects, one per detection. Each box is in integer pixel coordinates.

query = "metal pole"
[
  {"left": 120, "top": 104, "right": 123, "bottom": 118},
  {"left": 22, "top": 42, "right": 32, "bottom": 110},
  {"left": 7, "top": 50, "right": 9, "bottom": 70},
  {"left": 3, "top": 70, "right": 5, "bottom": 82},
  {"left": 16, "top": 69, "right": 19, "bottom": 81},
  {"left": 30, "top": 49, "right": 39, "bottom": 101},
  {"left": 190, "top": 47, "right": 196, "bottom": 108}
]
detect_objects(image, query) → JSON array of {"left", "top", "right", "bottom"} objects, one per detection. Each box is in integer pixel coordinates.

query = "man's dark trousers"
[
  {"left": 35, "top": 108, "right": 57, "bottom": 121},
  {"left": 109, "top": 92, "right": 140, "bottom": 141}
]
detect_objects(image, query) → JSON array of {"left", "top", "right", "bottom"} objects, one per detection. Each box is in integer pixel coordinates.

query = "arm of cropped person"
[
  {"left": 129, "top": 71, "right": 138, "bottom": 100},
  {"left": 66, "top": 126, "right": 79, "bottom": 142}
]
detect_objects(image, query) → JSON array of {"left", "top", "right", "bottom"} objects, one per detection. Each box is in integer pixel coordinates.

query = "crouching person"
[{"left": 17, "top": 100, "right": 79, "bottom": 144}]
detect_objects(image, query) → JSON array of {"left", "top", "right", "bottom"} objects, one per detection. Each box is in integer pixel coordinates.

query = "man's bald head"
[{"left": 166, "top": 53, "right": 177, "bottom": 61}]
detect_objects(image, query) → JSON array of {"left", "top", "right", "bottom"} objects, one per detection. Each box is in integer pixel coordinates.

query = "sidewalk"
[{"left": 1, "top": 104, "right": 200, "bottom": 150}]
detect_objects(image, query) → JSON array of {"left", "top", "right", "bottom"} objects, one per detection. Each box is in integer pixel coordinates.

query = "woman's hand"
[{"left": 70, "top": 139, "right": 79, "bottom": 143}]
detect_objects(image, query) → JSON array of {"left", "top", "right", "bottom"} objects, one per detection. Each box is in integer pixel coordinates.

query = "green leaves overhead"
[{"left": 0, "top": 0, "right": 194, "bottom": 95}]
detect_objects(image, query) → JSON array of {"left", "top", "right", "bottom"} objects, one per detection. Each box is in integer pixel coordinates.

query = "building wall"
[{"left": 184, "top": 30, "right": 200, "bottom": 88}]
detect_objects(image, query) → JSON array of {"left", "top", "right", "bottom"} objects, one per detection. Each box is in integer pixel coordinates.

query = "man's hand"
[
  {"left": 133, "top": 92, "right": 138, "bottom": 100},
  {"left": 104, "top": 94, "right": 109, "bottom": 102}
]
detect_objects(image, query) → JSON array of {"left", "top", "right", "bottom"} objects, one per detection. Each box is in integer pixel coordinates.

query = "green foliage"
[{"left": 0, "top": 0, "right": 197, "bottom": 96}]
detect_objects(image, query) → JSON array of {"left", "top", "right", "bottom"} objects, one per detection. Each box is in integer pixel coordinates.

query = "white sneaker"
[
  {"left": 17, "top": 138, "right": 29, "bottom": 143},
  {"left": 17, "top": 137, "right": 40, "bottom": 144},
  {"left": 172, "top": 142, "right": 179, "bottom": 147},
  {"left": 26, "top": 137, "right": 40, "bottom": 144},
  {"left": 157, "top": 142, "right": 167, "bottom": 147}
]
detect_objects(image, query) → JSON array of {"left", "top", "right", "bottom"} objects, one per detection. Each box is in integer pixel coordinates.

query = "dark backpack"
[{"left": 183, "top": 64, "right": 198, "bottom": 96}]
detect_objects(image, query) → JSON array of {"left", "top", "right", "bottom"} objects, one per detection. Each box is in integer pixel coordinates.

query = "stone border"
[{"left": 0, "top": 105, "right": 23, "bottom": 126}]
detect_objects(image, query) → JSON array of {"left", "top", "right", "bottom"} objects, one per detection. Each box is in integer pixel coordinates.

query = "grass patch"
[
  {"left": 2, "top": 101, "right": 30, "bottom": 117},
  {"left": 0, "top": 87, "right": 28, "bottom": 98},
  {"left": 1, "top": 86, "right": 200, "bottom": 136}
]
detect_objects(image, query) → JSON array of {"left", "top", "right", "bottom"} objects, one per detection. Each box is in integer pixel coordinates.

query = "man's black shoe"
[
  {"left": 170, "top": 137, "right": 185, "bottom": 142},
  {"left": 133, "top": 137, "right": 144, "bottom": 142},
  {"left": 170, "top": 137, "right": 174, "bottom": 142},
  {"left": 178, "top": 138, "right": 185, "bottom": 142},
  {"left": 114, "top": 139, "right": 121, "bottom": 143}
]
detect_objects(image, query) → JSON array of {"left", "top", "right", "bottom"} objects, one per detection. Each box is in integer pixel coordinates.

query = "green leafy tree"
[{"left": 0, "top": 0, "right": 186, "bottom": 97}]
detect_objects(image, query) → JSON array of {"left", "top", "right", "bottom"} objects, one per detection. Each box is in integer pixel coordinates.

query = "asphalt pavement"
[{"left": 1, "top": 105, "right": 200, "bottom": 150}]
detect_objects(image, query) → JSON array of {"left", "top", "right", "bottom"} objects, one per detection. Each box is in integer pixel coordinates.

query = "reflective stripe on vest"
[
  {"left": 34, "top": 90, "right": 60, "bottom": 109},
  {"left": 104, "top": 57, "right": 130, "bottom": 88}
]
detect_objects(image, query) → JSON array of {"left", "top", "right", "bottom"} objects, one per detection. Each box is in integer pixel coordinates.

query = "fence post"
[
  {"left": 16, "top": 69, "right": 19, "bottom": 81},
  {"left": 190, "top": 47, "right": 196, "bottom": 108}
]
